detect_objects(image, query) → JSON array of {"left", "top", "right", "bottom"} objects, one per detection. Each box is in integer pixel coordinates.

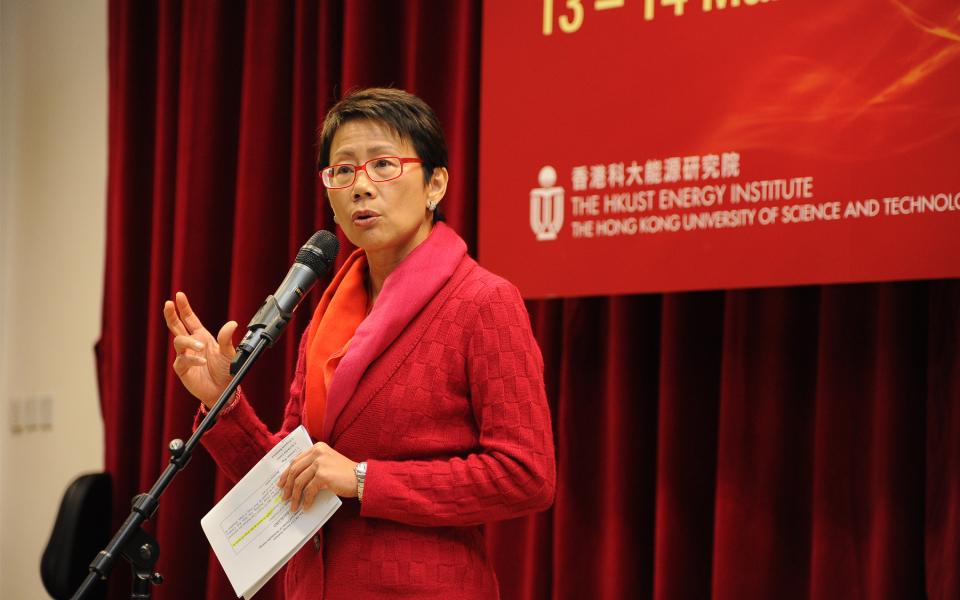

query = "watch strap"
[{"left": 355, "top": 461, "right": 367, "bottom": 502}]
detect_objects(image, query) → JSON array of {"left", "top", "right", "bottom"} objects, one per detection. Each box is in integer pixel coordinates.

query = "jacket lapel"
[
  {"left": 328, "top": 257, "right": 474, "bottom": 445},
  {"left": 322, "top": 223, "right": 467, "bottom": 441}
]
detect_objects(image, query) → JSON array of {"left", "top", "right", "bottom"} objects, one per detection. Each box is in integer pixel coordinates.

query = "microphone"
[{"left": 230, "top": 230, "right": 340, "bottom": 374}]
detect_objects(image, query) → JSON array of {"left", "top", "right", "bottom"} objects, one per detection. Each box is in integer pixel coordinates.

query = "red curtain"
[{"left": 99, "top": 2, "right": 959, "bottom": 599}]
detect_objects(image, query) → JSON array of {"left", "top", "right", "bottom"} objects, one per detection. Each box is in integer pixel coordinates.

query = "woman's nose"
[{"left": 352, "top": 169, "right": 375, "bottom": 199}]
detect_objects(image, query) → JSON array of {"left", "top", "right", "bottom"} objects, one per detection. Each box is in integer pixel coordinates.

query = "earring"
[
  {"left": 427, "top": 200, "right": 438, "bottom": 212},
  {"left": 333, "top": 214, "right": 339, "bottom": 224}
]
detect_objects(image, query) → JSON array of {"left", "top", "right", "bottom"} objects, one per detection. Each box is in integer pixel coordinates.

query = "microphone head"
[{"left": 296, "top": 230, "right": 339, "bottom": 276}]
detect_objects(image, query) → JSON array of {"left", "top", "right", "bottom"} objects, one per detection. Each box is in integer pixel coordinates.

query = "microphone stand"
[{"left": 70, "top": 336, "right": 269, "bottom": 600}]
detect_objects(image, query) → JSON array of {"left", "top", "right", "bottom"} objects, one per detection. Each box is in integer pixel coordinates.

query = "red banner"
[{"left": 478, "top": 0, "right": 960, "bottom": 297}]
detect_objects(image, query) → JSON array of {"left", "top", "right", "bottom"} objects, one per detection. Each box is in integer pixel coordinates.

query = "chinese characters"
[{"left": 571, "top": 152, "right": 741, "bottom": 191}]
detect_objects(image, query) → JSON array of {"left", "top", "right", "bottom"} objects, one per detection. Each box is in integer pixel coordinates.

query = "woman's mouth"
[{"left": 351, "top": 209, "right": 381, "bottom": 228}]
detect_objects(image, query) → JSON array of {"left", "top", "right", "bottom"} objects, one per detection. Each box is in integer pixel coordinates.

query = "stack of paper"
[{"left": 201, "top": 426, "right": 341, "bottom": 599}]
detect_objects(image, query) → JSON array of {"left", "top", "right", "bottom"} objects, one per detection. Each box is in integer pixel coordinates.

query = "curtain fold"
[
  {"left": 100, "top": 2, "right": 959, "bottom": 598},
  {"left": 711, "top": 288, "right": 818, "bottom": 598},
  {"left": 654, "top": 292, "right": 724, "bottom": 599}
]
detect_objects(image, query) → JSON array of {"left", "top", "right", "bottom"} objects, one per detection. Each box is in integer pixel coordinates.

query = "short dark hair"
[{"left": 318, "top": 88, "right": 448, "bottom": 222}]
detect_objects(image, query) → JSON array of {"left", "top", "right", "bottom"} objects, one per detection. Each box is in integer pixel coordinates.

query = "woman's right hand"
[{"left": 163, "top": 291, "right": 239, "bottom": 408}]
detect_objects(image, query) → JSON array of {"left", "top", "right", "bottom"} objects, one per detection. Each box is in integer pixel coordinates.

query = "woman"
[{"left": 163, "top": 88, "right": 555, "bottom": 599}]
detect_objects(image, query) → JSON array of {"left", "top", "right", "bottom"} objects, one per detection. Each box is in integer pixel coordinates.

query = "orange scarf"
[{"left": 302, "top": 248, "right": 369, "bottom": 438}]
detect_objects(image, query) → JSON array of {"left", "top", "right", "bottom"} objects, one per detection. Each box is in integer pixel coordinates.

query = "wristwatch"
[{"left": 355, "top": 461, "right": 367, "bottom": 502}]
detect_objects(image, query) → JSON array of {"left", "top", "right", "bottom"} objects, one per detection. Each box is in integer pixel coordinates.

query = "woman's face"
[{"left": 325, "top": 119, "right": 447, "bottom": 261}]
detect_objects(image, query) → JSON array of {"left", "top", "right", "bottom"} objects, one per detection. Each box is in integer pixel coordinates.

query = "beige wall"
[{"left": 0, "top": 1, "right": 107, "bottom": 598}]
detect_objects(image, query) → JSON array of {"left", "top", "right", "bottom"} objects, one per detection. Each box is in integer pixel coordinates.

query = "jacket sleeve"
[
  {"left": 359, "top": 280, "right": 557, "bottom": 527},
  {"left": 192, "top": 330, "right": 309, "bottom": 484}
]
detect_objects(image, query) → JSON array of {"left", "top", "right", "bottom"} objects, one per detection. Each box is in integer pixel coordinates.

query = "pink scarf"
[{"left": 304, "top": 222, "right": 467, "bottom": 441}]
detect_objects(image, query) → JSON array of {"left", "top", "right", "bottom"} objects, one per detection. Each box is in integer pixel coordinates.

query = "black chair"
[{"left": 41, "top": 472, "right": 111, "bottom": 600}]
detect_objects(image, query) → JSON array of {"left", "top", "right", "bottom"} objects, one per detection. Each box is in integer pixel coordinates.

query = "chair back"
[{"left": 40, "top": 472, "right": 111, "bottom": 600}]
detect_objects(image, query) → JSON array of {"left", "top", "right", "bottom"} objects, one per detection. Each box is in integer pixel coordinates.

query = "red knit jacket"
[{"left": 197, "top": 226, "right": 556, "bottom": 600}]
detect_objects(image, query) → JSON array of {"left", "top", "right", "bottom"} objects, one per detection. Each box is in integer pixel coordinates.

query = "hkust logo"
[{"left": 530, "top": 165, "right": 564, "bottom": 241}]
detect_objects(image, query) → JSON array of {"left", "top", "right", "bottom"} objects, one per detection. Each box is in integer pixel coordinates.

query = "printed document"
[{"left": 201, "top": 426, "right": 341, "bottom": 599}]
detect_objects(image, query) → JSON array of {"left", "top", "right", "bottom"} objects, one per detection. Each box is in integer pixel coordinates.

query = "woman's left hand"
[{"left": 278, "top": 442, "right": 358, "bottom": 511}]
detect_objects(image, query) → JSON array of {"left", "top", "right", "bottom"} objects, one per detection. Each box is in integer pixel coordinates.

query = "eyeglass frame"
[{"left": 319, "top": 156, "right": 423, "bottom": 189}]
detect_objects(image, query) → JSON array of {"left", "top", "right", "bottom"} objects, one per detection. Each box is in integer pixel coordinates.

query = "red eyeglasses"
[{"left": 319, "top": 157, "right": 422, "bottom": 189}]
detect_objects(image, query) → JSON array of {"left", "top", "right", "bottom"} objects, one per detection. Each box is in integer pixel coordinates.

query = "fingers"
[
  {"left": 280, "top": 449, "right": 313, "bottom": 501},
  {"left": 217, "top": 321, "right": 239, "bottom": 359},
  {"left": 301, "top": 480, "right": 324, "bottom": 511},
  {"left": 279, "top": 443, "right": 337, "bottom": 511},
  {"left": 163, "top": 300, "right": 189, "bottom": 337},
  {"left": 289, "top": 463, "right": 319, "bottom": 512},
  {"left": 172, "top": 353, "right": 207, "bottom": 373},
  {"left": 278, "top": 450, "right": 305, "bottom": 489},
  {"left": 172, "top": 335, "right": 204, "bottom": 355},
  {"left": 175, "top": 291, "right": 205, "bottom": 334},
  {"left": 277, "top": 454, "right": 300, "bottom": 489}
]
